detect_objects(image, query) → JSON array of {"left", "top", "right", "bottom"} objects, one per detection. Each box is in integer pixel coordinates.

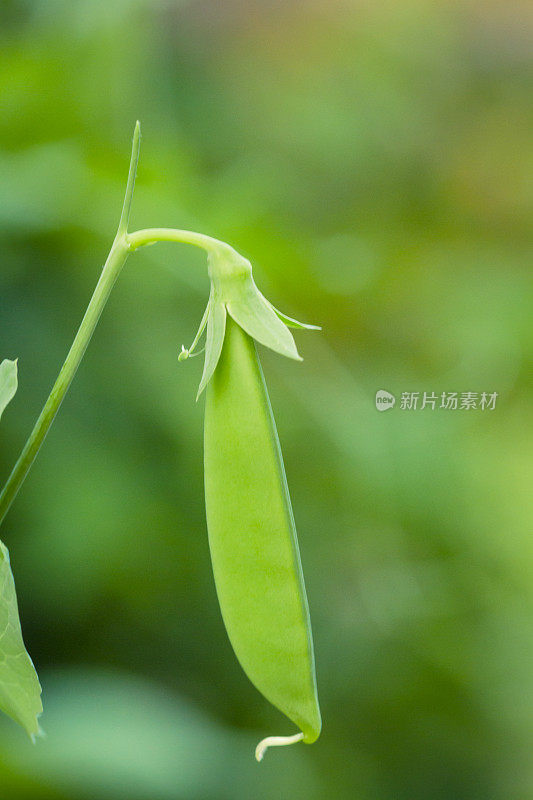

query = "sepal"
[{"left": 179, "top": 243, "right": 320, "bottom": 396}]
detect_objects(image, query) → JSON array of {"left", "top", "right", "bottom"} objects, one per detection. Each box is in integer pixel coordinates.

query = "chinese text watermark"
[{"left": 375, "top": 390, "right": 498, "bottom": 412}]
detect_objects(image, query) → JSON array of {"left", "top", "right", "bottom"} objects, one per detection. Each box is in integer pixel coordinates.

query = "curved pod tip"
[{"left": 255, "top": 731, "right": 304, "bottom": 762}]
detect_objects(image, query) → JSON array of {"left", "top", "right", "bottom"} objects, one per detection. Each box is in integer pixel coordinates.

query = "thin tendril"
[{"left": 255, "top": 732, "right": 304, "bottom": 762}]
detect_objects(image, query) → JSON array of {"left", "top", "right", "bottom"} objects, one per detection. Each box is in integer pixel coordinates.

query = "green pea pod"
[{"left": 204, "top": 316, "right": 321, "bottom": 760}]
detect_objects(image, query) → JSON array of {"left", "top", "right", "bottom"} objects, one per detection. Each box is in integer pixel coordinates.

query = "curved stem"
[{"left": 127, "top": 227, "right": 224, "bottom": 254}]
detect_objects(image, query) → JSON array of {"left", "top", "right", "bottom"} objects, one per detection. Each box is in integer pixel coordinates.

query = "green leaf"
[
  {"left": 0, "top": 360, "right": 18, "bottom": 421},
  {"left": 0, "top": 358, "right": 42, "bottom": 738},
  {"left": 0, "top": 543, "right": 42, "bottom": 739}
]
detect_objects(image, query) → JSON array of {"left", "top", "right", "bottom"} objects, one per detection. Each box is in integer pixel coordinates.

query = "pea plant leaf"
[
  {"left": 0, "top": 360, "right": 18, "bottom": 421},
  {"left": 0, "top": 359, "right": 43, "bottom": 738},
  {"left": 0, "top": 543, "right": 43, "bottom": 738}
]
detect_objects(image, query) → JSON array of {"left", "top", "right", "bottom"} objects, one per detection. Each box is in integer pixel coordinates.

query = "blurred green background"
[{"left": 1, "top": 1, "right": 532, "bottom": 798}]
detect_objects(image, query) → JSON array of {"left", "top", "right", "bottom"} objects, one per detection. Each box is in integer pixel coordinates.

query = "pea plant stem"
[
  {"left": 0, "top": 122, "right": 220, "bottom": 527},
  {"left": 0, "top": 233, "right": 130, "bottom": 526},
  {"left": 127, "top": 227, "right": 223, "bottom": 253}
]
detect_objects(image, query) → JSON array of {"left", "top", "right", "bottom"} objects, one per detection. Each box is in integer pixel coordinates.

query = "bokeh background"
[{"left": 1, "top": 1, "right": 533, "bottom": 798}]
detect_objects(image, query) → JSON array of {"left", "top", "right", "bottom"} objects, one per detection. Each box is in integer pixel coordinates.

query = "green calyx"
[{"left": 179, "top": 242, "right": 320, "bottom": 399}]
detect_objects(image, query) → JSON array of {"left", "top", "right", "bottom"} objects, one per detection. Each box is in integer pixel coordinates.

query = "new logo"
[{"left": 375, "top": 390, "right": 396, "bottom": 411}]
